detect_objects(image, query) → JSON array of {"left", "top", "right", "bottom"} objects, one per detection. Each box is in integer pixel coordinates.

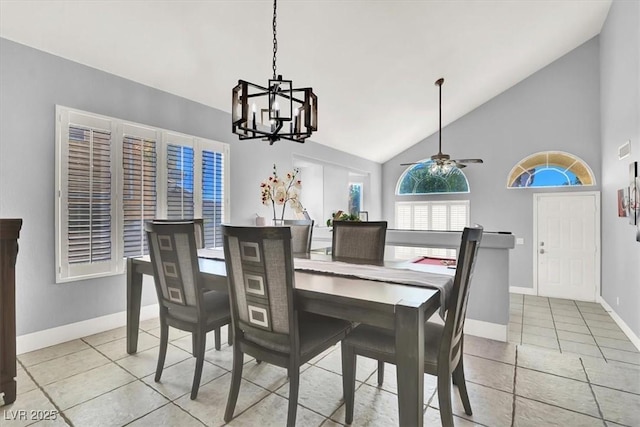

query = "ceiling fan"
[{"left": 401, "top": 78, "right": 483, "bottom": 169}]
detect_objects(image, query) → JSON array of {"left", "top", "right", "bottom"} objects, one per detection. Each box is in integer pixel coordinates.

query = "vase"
[{"left": 272, "top": 219, "right": 285, "bottom": 226}]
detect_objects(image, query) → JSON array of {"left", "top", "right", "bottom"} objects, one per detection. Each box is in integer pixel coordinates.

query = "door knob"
[{"left": 539, "top": 249, "right": 545, "bottom": 254}]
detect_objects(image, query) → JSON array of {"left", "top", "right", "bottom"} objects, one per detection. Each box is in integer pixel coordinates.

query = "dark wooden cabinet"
[{"left": 0, "top": 219, "right": 22, "bottom": 405}]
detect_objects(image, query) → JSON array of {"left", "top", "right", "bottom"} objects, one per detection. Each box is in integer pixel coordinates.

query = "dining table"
[{"left": 126, "top": 249, "right": 455, "bottom": 427}]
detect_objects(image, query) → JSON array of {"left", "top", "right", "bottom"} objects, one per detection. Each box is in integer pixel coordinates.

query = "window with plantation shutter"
[
  {"left": 56, "top": 108, "right": 120, "bottom": 282},
  {"left": 122, "top": 125, "right": 158, "bottom": 257},
  {"left": 56, "top": 106, "right": 230, "bottom": 283},
  {"left": 394, "top": 200, "right": 469, "bottom": 259}
]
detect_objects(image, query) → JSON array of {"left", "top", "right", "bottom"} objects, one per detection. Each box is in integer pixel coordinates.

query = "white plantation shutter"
[
  {"left": 202, "top": 148, "right": 225, "bottom": 248},
  {"left": 122, "top": 125, "right": 158, "bottom": 257},
  {"left": 449, "top": 203, "right": 469, "bottom": 231},
  {"left": 395, "top": 203, "right": 412, "bottom": 229},
  {"left": 67, "top": 126, "right": 112, "bottom": 263},
  {"left": 57, "top": 106, "right": 230, "bottom": 281},
  {"left": 413, "top": 204, "right": 430, "bottom": 230},
  {"left": 56, "top": 108, "right": 119, "bottom": 282},
  {"left": 393, "top": 200, "right": 469, "bottom": 259},
  {"left": 431, "top": 204, "right": 448, "bottom": 230},
  {"left": 166, "top": 142, "right": 195, "bottom": 219}
]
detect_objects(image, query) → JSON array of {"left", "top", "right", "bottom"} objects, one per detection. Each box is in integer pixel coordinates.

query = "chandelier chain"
[{"left": 272, "top": 0, "right": 278, "bottom": 79}]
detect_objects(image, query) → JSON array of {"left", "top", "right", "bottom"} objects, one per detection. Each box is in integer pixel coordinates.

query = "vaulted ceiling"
[{"left": 0, "top": 0, "right": 612, "bottom": 162}]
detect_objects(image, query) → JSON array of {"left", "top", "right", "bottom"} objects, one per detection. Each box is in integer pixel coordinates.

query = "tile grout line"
[
  {"left": 579, "top": 357, "right": 608, "bottom": 426},
  {"left": 16, "top": 358, "right": 75, "bottom": 427},
  {"left": 547, "top": 297, "right": 562, "bottom": 352},
  {"left": 575, "top": 305, "right": 609, "bottom": 361}
]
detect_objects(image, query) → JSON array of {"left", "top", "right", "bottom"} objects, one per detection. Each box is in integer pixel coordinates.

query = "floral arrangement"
[
  {"left": 260, "top": 164, "right": 303, "bottom": 222},
  {"left": 326, "top": 210, "right": 361, "bottom": 227}
]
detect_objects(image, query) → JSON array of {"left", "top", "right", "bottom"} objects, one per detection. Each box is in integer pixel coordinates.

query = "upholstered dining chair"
[
  {"left": 222, "top": 225, "right": 352, "bottom": 427},
  {"left": 145, "top": 221, "right": 231, "bottom": 400},
  {"left": 283, "top": 219, "right": 314, "bottom": 254},
  {"left": 331, "top": 220, "right": 387, "bottom": 264},
  {"left": 152, "top": 218, "right": 205, "bottom": 248},
  {"left": 340, "top": 225, "right": 483, "bottom": 427}
]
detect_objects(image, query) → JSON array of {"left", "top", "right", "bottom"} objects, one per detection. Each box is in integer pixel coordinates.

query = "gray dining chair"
[
  {"left": 331, "top": 220, "right": 387, "bottom": 264},
  {"left": 152, "top": 218, "right": 205, "bottom": 248},
  {"left": 283, "top": 219, "right": 314, "bottom": 254},
  {"left": 340, "top": 225, "right": 483, "bottom": 427},
  {"left": 222, "top": 225, "right": 352, "bottom": 427},
  {"left": 145, "top": 221, "right": 231, "bottom": 400}
]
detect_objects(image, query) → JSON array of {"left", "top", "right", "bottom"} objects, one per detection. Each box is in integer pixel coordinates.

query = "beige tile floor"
[{"left": 1, "top": 295, "right": 638, "bottom": 427}]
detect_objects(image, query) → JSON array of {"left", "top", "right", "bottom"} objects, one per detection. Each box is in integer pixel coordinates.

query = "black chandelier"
[{"left": 232, "top": 0, "right": 317, "bottom": 144}]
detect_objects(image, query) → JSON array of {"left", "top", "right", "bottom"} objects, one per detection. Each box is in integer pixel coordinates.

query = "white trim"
[
  {"left": 533, "top": 191, "right": 601, "bottom": 301},
  {"left": 509, "top": 286, "right": 536, "bottom": 296},
  {"left": 16, "top": 304, "right": 159, "bottom": 355},
  {"left": 465, "top": 319, "right": 507, "bottom": 342},
  {"left": 598, "top": 296, "right": 640, "bottom": 351}
]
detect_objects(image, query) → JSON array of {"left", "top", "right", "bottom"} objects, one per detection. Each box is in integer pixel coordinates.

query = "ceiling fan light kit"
[
  {"left": 401, "top": 78, "right": 483, "bottom": 171},
  {"left": 231, "top": 0, "right": 317, "bottom": 145}
]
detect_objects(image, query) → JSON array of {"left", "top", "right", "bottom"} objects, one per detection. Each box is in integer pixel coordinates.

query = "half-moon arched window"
[
  {"left": 507, "top": 151, "right": 595, "bottom": 188},
  {"left": 397, "top": 160, "right": 470, "bottom": 195}
]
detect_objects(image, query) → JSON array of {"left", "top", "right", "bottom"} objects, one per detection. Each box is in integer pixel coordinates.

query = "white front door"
[{"left": 535, "top": 192, "right": 600, "bottom": 301}]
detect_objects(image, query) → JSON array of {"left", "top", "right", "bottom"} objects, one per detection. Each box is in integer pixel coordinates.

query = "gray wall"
[
  {"left": 383, "top": 37, "right": 602, "bottom": 293},
  {"left": 0, "top": 38, "right": 381, "bottom": 336},
  {"left": 599, "top": 0, "right": 640, "bottom": 337}
]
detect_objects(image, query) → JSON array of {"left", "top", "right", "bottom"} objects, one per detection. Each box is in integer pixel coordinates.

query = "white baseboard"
[
  {"left": 465, "top": 319, "right": 507, "bottom": 342},
  {"left": 509, "top": 286, "right": 536, "bottom": 296},
  {"left": 17, "top": 304, "right": 160, "bottom": 355},
  {"left": 597, "top": 296, "right": 640, "bottom": 351}
]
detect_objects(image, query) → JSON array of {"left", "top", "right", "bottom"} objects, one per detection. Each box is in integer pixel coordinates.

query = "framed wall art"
[
  {"left": 618, "top": 188, "right": 629, "bottom": 217},
  {"left": 630, "top": 161, "right": 639, "bottom": 226}
]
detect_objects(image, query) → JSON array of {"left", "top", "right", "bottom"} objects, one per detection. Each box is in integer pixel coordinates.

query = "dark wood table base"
[{"left": 1, "top": 219, "right": 22, "bottom": 405}]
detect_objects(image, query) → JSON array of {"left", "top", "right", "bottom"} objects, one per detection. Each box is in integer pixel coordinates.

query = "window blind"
[
  {"left": 167, "top": 144, "right": 194, "bottom": 220},
  {"left": 202, "top": 150, "right": 224, "bottom": 248},
  {"left": 67, "top": 126, "right": 112, "bottom": 264},
  {"left": 123, "top": 135, "right": 157, "bottom": 257}
]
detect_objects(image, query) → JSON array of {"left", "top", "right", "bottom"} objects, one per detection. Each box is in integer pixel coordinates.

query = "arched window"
[
  {"left": 507, "top": 151, "right": 595, "bottom": 188},
  {"left": 396, "top": 160, "right": 470, "bottom": 195}
]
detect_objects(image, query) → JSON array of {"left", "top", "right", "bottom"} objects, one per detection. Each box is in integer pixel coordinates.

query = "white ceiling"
[{"left": 0, "top": 0, "right": 611, "bottom": 163}]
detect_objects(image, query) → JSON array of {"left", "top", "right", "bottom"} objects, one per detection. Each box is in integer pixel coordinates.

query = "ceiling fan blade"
[
  {"left": 400, "top": 162, "right": 420, "bottom": 166},
  {"left": 454, "top": 158, "right": 484, "bottom": 164}
]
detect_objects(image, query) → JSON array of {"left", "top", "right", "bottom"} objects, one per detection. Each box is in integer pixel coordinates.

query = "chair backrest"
[
  {"left": 283, "top": 219, "right": 314, "bottom": 254},
  {"left": 145, "top": 221, "right": 203, "bottom": 313},
  {"left": 223, "top": 226, "right": 298, "bottom": 352},
  {"left": 331, "top": 221, "right": 387, "bottom": 264},
  {"left": 152, "top": 218, "right": 205, "bottom": 249},
  {"left": 441, "top": 225, "right": 483, "bottom": 370}
]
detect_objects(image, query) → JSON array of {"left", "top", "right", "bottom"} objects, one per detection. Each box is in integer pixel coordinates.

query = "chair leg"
[
  {"left": 224, "top": 343, "right": 244, "bottom": 422},
  {"left": 286, "top": 368, "right": 300, "bottom": 427},
  {"left": 154, "top": 322, "right": 169, "bottom": 382},
  {"left": 341, "top": 343, "right": 356, "bottom": 425},
  {"left": 227, "top": 325, "right": 233, "bottom": 346},
  {"left": 437, "top": 367, "right": 454, "bottom": 427},
  {"left": 377, "top": 360, "right": 385, "bottom": 386},
  {"left": 190, "top": 329, "right": 207, "bottom": 400},
  {"left": 453, "top": 360, "right": 473, "bottom": 415},
  {"left": 214, "top": 326, "right": 222, "bottom": 350}
]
